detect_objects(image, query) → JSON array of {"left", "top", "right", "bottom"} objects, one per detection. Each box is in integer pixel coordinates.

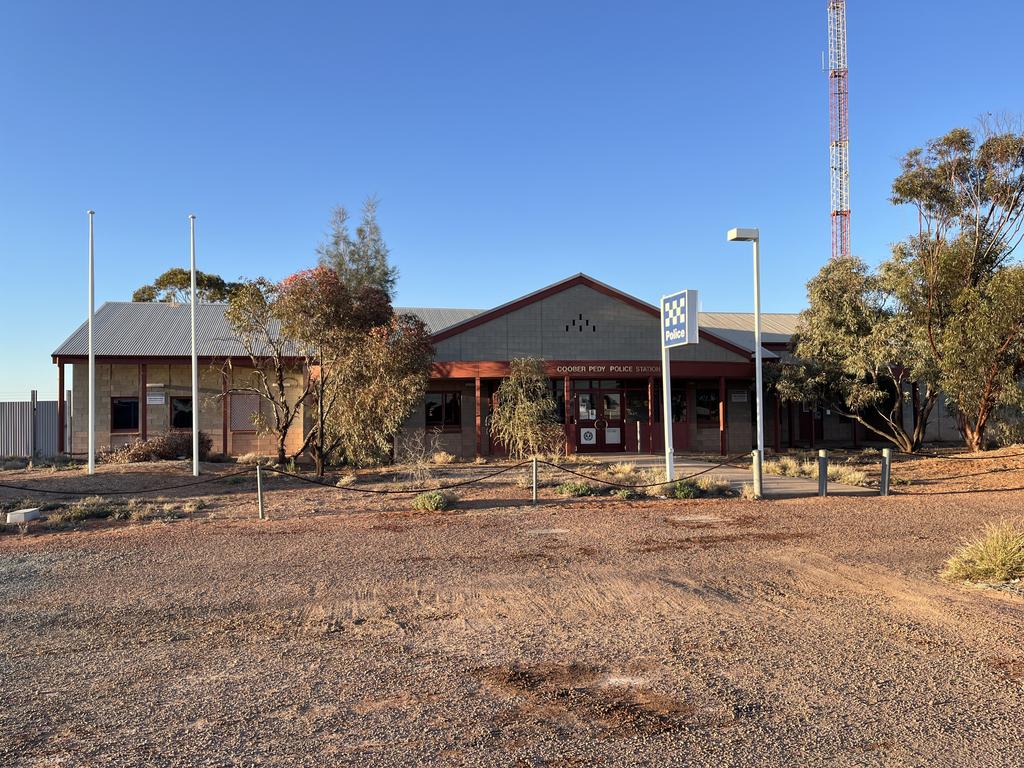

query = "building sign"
[
  {"left": 553, "top": 363, "right": 662, "bottom": 375},
  {"left": 580, "top": 427, "right": 597, "bottom": 445},
  {"left": 146, "top": 392, "right": 166, "bottom": 406},
  {"left": 661, "top": 289, "right": 699, "bottom": 349},
  {"left": 730, "top": 390, "right": 748, "bottom": 403}
]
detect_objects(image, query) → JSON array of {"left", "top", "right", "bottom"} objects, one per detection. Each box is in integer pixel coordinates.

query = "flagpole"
[
  {"left": 87, "top": 210, "right": 96, "bottom": 475},
  {"left": 190, "top": 214, "right": 200, "bottom": 476}
]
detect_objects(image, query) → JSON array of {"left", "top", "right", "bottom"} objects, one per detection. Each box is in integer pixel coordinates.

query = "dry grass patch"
[
  {"left": 943, "top": 521, "right": 1024, "bottom": 583},
  {"left": 431, "top": 451, "right": 456, "bottom": 465}
]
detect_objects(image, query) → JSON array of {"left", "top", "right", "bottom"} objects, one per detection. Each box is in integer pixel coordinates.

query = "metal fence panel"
[{"left": 0, "top": 400, "right": 59, "bottom": 458}]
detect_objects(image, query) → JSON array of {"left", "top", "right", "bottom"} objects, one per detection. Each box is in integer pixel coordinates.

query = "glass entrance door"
[{"left": 574, "top": 387, "right": 625, "bottom": 452}]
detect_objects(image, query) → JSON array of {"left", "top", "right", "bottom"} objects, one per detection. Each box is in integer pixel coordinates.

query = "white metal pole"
[
  {"left": 190, "top": 214, "right": 200, "bottom": 477},
  {"left": 661, "top": 334, "right": 674, "bottom": 482},
  {"left": 752, "top": 237, "right": 765, "bottom": 471},
  {"left": 87, "top": 210, "right": 96, "bottom": 475}
]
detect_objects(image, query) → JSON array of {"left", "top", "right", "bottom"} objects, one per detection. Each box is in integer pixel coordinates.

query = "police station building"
[
  {"left": 58, "top": 272, "right": 958, "bottom": 461},
  {"left": 400, "top": 273, "right": 824, "bottom": 458}
]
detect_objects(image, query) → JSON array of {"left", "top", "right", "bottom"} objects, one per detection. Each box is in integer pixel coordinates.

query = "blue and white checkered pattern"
[{"left": 661, "top": 289, "right": 698, "bottom": 348}]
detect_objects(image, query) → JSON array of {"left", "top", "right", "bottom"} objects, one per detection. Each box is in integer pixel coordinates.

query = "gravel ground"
[{"left": 1, "top": 454, "right": 1023, "bottom": 766}]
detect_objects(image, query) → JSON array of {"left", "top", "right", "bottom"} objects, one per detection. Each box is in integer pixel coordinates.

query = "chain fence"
[{"left": 4, "top": 447, "right": 1024, "bottom": 517}]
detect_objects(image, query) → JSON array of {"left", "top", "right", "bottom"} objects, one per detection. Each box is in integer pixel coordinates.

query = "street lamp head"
[{"left": 727, "top": 227, "right": 759, "bottom": 242}]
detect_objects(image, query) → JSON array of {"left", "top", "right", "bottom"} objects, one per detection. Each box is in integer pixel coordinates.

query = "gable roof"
[
  {"left": 51, "top": 278, "right": 799, "bottom": 362},
  {"left": 429, "top": 272, "right": 792, "bottom": 359},
  {"left": 429, "top": 273, "right": 656, "bottom": 343},
  {"left": 52, "top": 301, "right": 484, "bottom": 360}
]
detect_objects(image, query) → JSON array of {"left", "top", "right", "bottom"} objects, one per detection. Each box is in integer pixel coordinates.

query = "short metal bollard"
[
  {"left": 752, "top": 449, "right": 763, "bottom": 499},
  {"left": 880, "top": 447, "right": 892, "bottom": 497},
  {"left": 531, "top": 457, "right": 538, "bottom": 504},
  {"left": 818, "top": 449, "right": 828, "bottom": 497},
  {"left": 256, "top": 464, "right": 266, "bottom": 520}
]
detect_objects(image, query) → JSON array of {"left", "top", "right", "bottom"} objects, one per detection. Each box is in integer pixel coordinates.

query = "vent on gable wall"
[{"left": 565, "top": 313, "right": 597, "bottom": 333}]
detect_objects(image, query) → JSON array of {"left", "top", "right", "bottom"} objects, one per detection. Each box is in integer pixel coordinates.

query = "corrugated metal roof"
[
  {"left": 394, "top": 307, "right": 483, "bottom": 333},
  {"left": 698, "top": 311, "right": 799, "bottom": 354},
  {"left": 52, "top": 300, "right": 798, "bottom": 360},
  {"left": 53, "top": 302, "right": 484, "bottom": 358}
]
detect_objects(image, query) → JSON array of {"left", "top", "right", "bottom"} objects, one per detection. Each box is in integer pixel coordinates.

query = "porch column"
[
  {"left": 474, "top": 376, "right": 482, "bottom": 457},
  {"left": 221, "top": 370, "right": 229, "bottom": 456},
  {"left": 787, "top": 400, "right": 795, "bottom": 449},
  {"left": 563, "top": 375, "right": 573, "bottom": 454},
  {"left": 718, "top": 376, "right": 727, "bottom": 456},
  {"left": 773, "top": 394, "right": 781, "bottom": 453},
  {"left": 139, "top": 364, "right": 147, "bottom": 441},
  {"left": 57, "top": 363, "right": 65, "bottom": 454},
  {"left": 647, "top": 375, "right": 654, "bottom": 454},
  {"left": 809, "top": 403, "right": 816, "bottom": 449}
]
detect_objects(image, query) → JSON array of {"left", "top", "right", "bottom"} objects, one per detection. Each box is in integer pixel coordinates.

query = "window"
[
  {"left": 425, "top": 392, "right": 461, "bottom": 428},
  {"left": 696, "top": 388, "right": 721, "bottom": 427},
  {"left": 170, "top": 397, "right": 193, "bottom": 429},
  {"left": 230, "top": 393, "right": 260, "bottom": 432},
  {"left": 111, "top": 397, "right": 139, "bottom": 432}
]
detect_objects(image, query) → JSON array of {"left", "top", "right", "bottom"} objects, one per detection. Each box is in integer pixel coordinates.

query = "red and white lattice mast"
[{"left": 827, "top": 0, "right": 850, "bottom": 259}]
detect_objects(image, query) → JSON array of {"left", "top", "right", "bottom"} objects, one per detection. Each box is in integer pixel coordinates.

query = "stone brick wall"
[{"left": 70, "top": 362, "right": 305, "bottom": 458}]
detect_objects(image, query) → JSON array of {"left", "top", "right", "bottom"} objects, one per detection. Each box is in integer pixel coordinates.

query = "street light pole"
[
  {"left": 87, "top": 210, "right": 96, "bottom": 475},
  {"left": 727, "top": 228, "right": 765, "bottom": 497}
]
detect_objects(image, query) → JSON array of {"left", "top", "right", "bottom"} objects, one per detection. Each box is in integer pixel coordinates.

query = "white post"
[
  {"left": 190, "top": 214, "right": 200, "bottom": 477},
  {"left": 661, "top": 339, "right": 674, "bottom": 481},
  {"left": 752, "top": 237, "right": 765, "bottom": 473},
  {"left": 87, "top": 210, "right": 96, "bottom": 475},
  {"left": 29, "top": 390, "right": 37, "bottom": 460}
]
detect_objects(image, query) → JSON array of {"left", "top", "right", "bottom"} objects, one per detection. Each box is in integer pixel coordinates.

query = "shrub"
[
  {"left": 48, "top": 496, "right": 117, "bottom": 522},
  {"left": 335, "top": 474, "right": 357, "bottom": 487},
  {"left": 607, "top": 462, "right": 637, "bottom": 480},
  {"left": 412, "top": 490, "right": 455, "bottom": 511},
  {"left": 102, "top": 431, "right": 212, "bottom": 464},
  {"left": 739, "top": 482, "right": 758, "bottom": 500},
  {"left": 942, "top": 521, "right": 1024, "bottom": 583},
  {"left": 826, "top": 465, "right": 869, "bottom": 486},
  {"left": 671, "top": 480, "right": 701, "bottom": 499},
  {"left": 696, "top": 475, "right": 735, "bottom": 498},
  {"left": 431, "top": 451, "right": 456, "bottom": 465},
  {"left": 556, "top": 481, "right": 600, "bottom": 497},
  {"left": 612, "top": 488, "right": 641, "bottom": 500}
]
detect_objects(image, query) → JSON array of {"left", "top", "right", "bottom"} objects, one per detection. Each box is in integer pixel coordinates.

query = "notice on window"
[
  {"left": 146, "top": 392, "right": 166, "bottom": 405},
  {"left": 580, "top": 428, "right": 597, "bottom": 445},
  {"left": 605, "top": 427, "right": 621, "bottom": 444}
]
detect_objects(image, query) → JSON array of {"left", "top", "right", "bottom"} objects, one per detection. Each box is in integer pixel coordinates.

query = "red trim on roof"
[{"left": 430, "top": 274, "right": 657, "bottom": 343}]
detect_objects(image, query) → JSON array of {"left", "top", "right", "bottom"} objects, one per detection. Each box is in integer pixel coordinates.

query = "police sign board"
[
  {"left": 661, "top": 289, "right": 699, "bottom": 349},
  {"left": 660, "top": 288, "right": 699, "bottom": 483}
]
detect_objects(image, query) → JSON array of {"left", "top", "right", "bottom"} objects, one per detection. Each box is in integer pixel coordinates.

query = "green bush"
[
  {"left": 671, "top": 480, "right": 701, "bottom": 499},
  {"left": 412, "top": 490, "right": 455, "bottom": 511},
  {"left": 555, "top": 481, "right": 600, "bottom": 497}
]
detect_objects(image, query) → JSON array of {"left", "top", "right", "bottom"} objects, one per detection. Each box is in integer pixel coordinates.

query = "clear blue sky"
[{"left": 2, "top": 1, "right": 1021, "bottom": 398}]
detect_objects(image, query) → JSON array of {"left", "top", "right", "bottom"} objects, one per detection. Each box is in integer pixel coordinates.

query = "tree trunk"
[
  {"left": 277, "top": 430, "right": 287, "bottom": 466},
  {"left": 962, "top": 420, "right": 987, "bottom": 452}
]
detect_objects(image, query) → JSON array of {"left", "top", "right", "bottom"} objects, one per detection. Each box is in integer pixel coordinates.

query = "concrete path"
[{"left": 584, "top": 453, "right": 875, "bottom": 499}]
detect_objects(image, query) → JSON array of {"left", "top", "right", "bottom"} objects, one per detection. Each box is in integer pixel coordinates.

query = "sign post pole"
[
  {"left": 660, "top": 336, "right": 674, "bottom": 481},
  {"left": 660, "top": 290, "right": 699, "bottom": 484}
]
